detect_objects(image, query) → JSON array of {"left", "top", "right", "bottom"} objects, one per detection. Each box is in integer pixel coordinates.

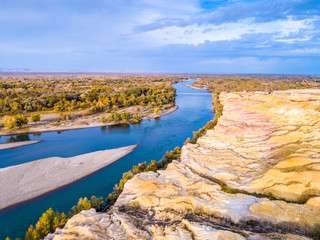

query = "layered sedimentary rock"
[{"left": 47, "top": 89, "right": 320, "bottom": 239}]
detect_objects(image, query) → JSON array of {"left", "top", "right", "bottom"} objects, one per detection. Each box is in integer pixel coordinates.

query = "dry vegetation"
[
  {"left": 0, "top": 74, "right": 187, "bottom": 132},
  {"left": 194, "top": 75, "right": 320, "bottom": 92}
]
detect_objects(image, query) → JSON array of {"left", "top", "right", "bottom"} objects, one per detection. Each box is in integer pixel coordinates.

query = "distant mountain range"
[{"left": 0, "top": 68, "right": 34, "bottom": 73}]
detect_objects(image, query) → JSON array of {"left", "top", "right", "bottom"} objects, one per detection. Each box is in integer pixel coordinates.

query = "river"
[{"left": 0, "top": 79, "right": 214, "bottom": 239}]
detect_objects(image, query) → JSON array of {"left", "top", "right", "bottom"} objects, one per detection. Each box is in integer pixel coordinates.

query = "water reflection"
[
  {"left": 6, "top": 134, "right": 30, "bottom": 143},
  {"left": 108, "top": 123, "right": 130, "bottom": 130},
  {"left": 32, "top": 132, "right": 42, "bottom": 137}
]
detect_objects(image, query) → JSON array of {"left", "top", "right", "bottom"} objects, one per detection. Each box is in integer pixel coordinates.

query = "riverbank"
[
  {"left": 0, "top": 105, "right": 178, "bottom": 136},
  {"left": 0, "top": 140, "right": 43, "bottom": 150},
  {"left": 186, "top": 84, "right": 207, "bottom": 91},
  {"left": 48, "top": 89, "right": 320, "bottom": 239},
  {"left": 0, "top": 145, "right": 137, "bottom": 210}
]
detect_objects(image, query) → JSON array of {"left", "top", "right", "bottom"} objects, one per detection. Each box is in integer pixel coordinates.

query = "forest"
[{"left": 0, "top": 74, "right": 184, "bottom": 130}]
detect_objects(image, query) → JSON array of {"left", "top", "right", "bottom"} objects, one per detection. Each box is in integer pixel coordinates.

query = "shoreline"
[
  {"left": 0, "top": 144, "right": 137, "bottom": 211},
  {"left": 0, "top": 140, "right": 43, "bottom": 150},
  {"left": 186, "top": 84, "right": 207, "bottom": 91},
  {"left": 0, "top": 105, "right": 178, "bottom": 137}
]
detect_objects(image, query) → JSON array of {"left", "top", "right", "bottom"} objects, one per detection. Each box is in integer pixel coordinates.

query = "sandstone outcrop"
[{"left": 48, "top": 89, "right": 320, "bottom": 239}]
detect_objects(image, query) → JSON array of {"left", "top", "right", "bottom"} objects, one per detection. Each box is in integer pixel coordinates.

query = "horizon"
[
  {"left": 0, "top": 71, "right": 320, "bottom": 76},
  {"left": 1, "top": 0, "right": 320, "bottom": 74}
]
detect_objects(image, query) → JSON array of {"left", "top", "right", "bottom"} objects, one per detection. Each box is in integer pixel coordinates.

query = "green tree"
[
  {"left": 35, "top": 208, "right": 56, "bottom": 239},
  {"left": 154, "top": 107, "right": 161, "bottom": 114},
  {"left": 90, "top": 196, "right": 104, "bottom": 211},
  {"left": 59, "top": 112, "right": 66, "bottom": 120},
  {"left": 15, "top": 115, "right": 28, "bottom": 128},
  {"left": 2, "top": 116, "right": 16, "bottom": 129},
  {"left": 100, "top": 116, "right": 107, "bottom": 123},
  {"left": 25, "top": 225, "right": 37, "bottom": 240},
  {"left": 112, "top": 113, "right": 120, "bottom": 122},
  {"left": 120, "top": 112, "right": 130, "bottom": 121},
  {"left": 2, "top": 115, "right": 28, "bottom": 129},
  {"left": 107, "top": 114, "right": 113, "bottom": 122},
  {"left": 72, "top": 197, "right": 91, "bottom": 215},
  {"left": 30, "top": 113, "right": 41, "bottom": 123},
  {"left": 145, "top": 160, "right": 158, "bottom": 172}
]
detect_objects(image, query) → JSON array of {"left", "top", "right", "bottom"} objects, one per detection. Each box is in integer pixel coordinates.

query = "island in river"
[
  {"left": 0, "top": 79, "right": 215, "bottom": 240},
  {"left": 0, "top": 140, "right": 43, "bottom": 150}
]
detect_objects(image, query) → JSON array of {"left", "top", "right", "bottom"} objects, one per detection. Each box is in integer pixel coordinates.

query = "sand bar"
[
  {"left": 0, "top": 140, "right": 42, "bottom": 151},
  {"left": 0, "top": 145, "right": 137, "bottom": 210}
]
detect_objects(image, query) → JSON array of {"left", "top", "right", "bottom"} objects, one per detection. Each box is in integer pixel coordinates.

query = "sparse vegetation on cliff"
[
  {"left": 106, "top": 146, "right": 182, "bottom": 204},
  {"left": 184, "top": 91, "right": 223, "bottom": 144},
  {"left": 12, "top": 196, "right": 104, "bottom": 240}
]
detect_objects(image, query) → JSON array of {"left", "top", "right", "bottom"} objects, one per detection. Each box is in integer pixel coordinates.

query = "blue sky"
[{"left": 0, "top": 0, "right": 320, "bottom": 74}]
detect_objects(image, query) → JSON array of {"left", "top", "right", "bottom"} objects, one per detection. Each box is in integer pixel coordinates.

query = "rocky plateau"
[{"left": 46, "top": 89, "right": 320, "bottom": 240}]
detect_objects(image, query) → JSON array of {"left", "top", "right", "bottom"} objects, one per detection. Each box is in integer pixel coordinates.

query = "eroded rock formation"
[{"left": 47, "top": 89, "right": 320, "bottom": 240}]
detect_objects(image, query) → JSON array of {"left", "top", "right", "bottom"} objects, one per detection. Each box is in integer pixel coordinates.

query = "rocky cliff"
[{"left": 46, "top": 89, "right": 320, "bottom": 240}]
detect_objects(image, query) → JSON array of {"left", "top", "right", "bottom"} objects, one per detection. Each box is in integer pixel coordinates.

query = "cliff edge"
[{"left": 46, "top": 89, "right": 320, "bottom": 240}]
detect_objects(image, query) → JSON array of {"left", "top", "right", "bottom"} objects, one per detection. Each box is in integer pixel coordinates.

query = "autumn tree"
[
  {"left": 30, "top": 113, "right": 41, "bottom": 123},
  {"left": 90, "top": 196, "right": 104, "bottom": 211},
  {"left": 71, "top": 197, "right": 91, "bottom": 215},
  {"left": 2, "top": 115, "right": 28, "bottom": 129},
  {"left": 100, "top": 116, "right": 107, "bottom": 123},
  {"left": 154, "top": 107, "right": 161, "bottom": 114}
]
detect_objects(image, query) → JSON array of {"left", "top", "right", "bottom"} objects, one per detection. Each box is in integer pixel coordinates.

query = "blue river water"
[{"left": 0, "top": 79, "right": 214, "bottom": 239}]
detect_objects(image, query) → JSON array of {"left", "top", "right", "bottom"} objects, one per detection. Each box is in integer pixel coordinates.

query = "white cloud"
[
  {"left": 289, "top": 48, "right": 320, "bottom": 54},
  {"left": 133, "top": 16, "right": 316, "bottom": 46}
]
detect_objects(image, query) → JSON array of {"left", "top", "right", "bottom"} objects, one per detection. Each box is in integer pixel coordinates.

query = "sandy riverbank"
[
  {"left": 0, "top": 105, "right": 178, "bottom": 136},
  {"left": 186, "top": 84, "right": 207, "bottom": 91},
  {"left": 0, "top": 145, "right": 137, "bottom": 210},
  {"left": 0, "top": 140, "right": 43, "bottom": 151}
]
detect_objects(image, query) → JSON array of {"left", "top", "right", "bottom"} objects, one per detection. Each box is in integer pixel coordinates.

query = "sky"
[{"left": 0, "top": 0, "right": 320, "bottom": 74}]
